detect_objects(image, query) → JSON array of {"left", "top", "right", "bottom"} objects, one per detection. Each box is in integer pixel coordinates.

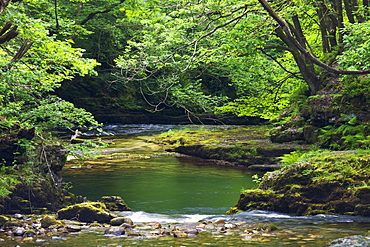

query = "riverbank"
[
  {"left": 149, "top": 125, "right": 309, "bottom": 171},
  {"left": 149, "top": 125, "right": 370, "bottom": 217}
]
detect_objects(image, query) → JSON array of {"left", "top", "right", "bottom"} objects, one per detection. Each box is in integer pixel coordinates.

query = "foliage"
[
  {"left": 0, "top": 3, "right": 100, "bottom": 130},
  {"left": 338, "top": 22, "right": 370, "bottom": 71},
  {"left": 114, "top": 0, "right": 305, "bottom": 117},
  {"left": 280, "top": 149, "right": 326, "bottom": 167},
  {"left": 0, "top": 164, "right": 20, "bottom": 198},
  {"left": 318, "top": 121, "right": 370, "bottom": 150}
]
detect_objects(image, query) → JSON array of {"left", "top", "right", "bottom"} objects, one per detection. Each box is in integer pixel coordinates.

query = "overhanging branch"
[{"left": 258, "top": 0, "right": 370, "bottom": 75}]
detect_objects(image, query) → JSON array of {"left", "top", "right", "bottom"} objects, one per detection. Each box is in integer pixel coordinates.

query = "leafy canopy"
[{"left": 0, "top": 2, "right": 100, "bottom": 130}]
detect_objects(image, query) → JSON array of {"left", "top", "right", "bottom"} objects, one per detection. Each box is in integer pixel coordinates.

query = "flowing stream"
[{"left": 4, "top": 124, "right": 370, "bottom": 246}]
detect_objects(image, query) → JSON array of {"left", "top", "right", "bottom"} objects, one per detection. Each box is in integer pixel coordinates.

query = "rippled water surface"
[{"left": 3, "top": 124, "right": 370, "bottom": 246}]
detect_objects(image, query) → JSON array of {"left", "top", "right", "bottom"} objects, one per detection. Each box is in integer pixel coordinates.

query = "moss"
[
  {"left": 229, "top": 151, "right": 370, "bottom": 216},
  {"left": 0, "top": 215, "right": 9, "bottom": 227},
  {"left": 57, "top": 202, "right": 114, "bottom": 223},
  {"left": 226, "top": 207, "right": 243, "bottom": 215},
  {"left": 41, "top": 215, "right": 65, "bottom": 228},
  {"left": 150, "top": 125, "right": 308, "bottom": 170},
  {"left": 253, "top": 223, "right": 278, "bottom": 232}
]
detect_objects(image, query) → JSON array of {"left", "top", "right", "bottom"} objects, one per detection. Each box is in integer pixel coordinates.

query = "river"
[{"left": 4, "top": 124, "right": 370, "bottom": 246}]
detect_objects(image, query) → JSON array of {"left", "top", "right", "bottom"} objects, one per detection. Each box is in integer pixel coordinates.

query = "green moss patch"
[
  {"left": 150, "top": 126, "right": 308, "bottom": 170},
  {"left": 230, "top": 150, "right": 370, "bottom": 216},
  {"left": 57, "top": 202, "right": 115, "bottom": 223}
]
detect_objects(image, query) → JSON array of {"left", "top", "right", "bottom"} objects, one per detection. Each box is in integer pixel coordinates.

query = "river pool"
[{"left": 3, "top": 124, "right": 370, "bottom": 246}]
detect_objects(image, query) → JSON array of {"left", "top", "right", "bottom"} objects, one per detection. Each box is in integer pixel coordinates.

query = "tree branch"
[
  {"left": 0, "top": 22, "right": 18, "bottom": 44},
  {"left": 258, "top": 48, "right": 304, "bottom": 80},
  {"left": 258, "top": 0, "right": 370, "bottom": 75}
]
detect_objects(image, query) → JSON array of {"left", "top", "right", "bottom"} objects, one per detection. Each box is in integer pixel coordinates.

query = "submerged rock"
[
  {"left": 104, "top": 226, "right": 125, "bottom": 235},
  {"left": 325, "top": 234, "right": 370, "bottom": 246}
]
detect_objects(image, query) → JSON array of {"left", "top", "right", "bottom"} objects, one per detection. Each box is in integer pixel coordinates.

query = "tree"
[
  {"left": 0, "top": 1, "right": 100, "bottom": 130},
  {"left": 115, "top": 0, "right": 370, "bottom": 120},
  {"left": 257, "top": 0, "right": 370, "bottom": 95}
]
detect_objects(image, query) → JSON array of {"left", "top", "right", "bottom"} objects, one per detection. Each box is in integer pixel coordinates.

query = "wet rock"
[
  {"left": 214, "top": 219, "right": 225, "bottom": 224},
  {"left": 88, "top": 222, "right": 102, "bottom": 227},
  {"left": 172, "top": 230, "right": 188, "bottom": 238},
  {"left": 13, "top": 227, "right": 26, "bottom": 236},
  {"left": 57, "top": 202, "right": 115, "bottom": 223},
  {"left": 253, "top": 223, "right": 278, "bottom": 232},
  {"left": 325, "top": 235, "right": 370, "bottom": 246},
  {"left": 153, "top": 222, "right": 161, "bottom": 229},
  {"left": 24, "top": 229, "right": 37, "bottom": 237},
  {"left": 0, "top": 215, "right": 9, "bottom": 227},
  {"left": 120, "top": 223, "right": 135, "bottom": 229},
  {"left": 104, "top": 226, "right": 125, "bottom": 235},
  {"left": 110, "top": 217, "right": 133, "bottom": 226},
  {"left": 65, "top": 224, "right": 82, "bottom": 232},
  {"left": 99, "top": 196, "right": 132, "bottom": 211},
  {"left": 14, "top": 213, "right": 23, "bottom": 219},
  {"left": 3, "top": 219, "right": 23, "bottom": 229},
  {"left": 41, "top": 215, "right": 64, "bottom": 228}
]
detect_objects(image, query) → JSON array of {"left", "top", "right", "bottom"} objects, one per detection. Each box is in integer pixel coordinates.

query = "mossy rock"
[
  {"left": 228, "top": 152, "right": 370, "bottom": 216},
  {"left": 0, "top": 215, "right": 9, "bottom": 227},
  {"left": 57, "top": 202, "right": 115, "bottom": 223},
  {"left": 99, "top": 196, "right": 132, "bottom": 211},
  {"left": 3, "top": 219, "right": 23, "bottom": 229},
  {"left": 41, "top": 215, "right": 65, "bottom": 228}
]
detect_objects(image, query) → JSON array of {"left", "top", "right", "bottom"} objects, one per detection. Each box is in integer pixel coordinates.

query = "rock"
[
  {"left": 104, "top": 226, "right": 125, "bottom": 235},
  {"left": 172, "top": 230, "right": 188, "bottom": 238},
  {"left": 110, "top": 217, "right": 133, "bottom": 226},
  {"left": 153, "top": 222, "right": 161, "bottom": 229},
  {"left": 14, "top": 213, "right": 23, "bottom": 219},
  {"left": 24, "top": 229, "right": 37, "bottom": 237},
  {"left": 89, "top": 222, "right": 102, "bottom": 227},
  {"left": 228, "top": 152, "right": 370, "bottom": 216},
  {"left": 326, "top": 235, "right": 370, "bottom": 247},
  {"left": 99, "top": 196, "right": 132, "bottom": 211},
  {"left": 253, "top": 223, "right": 278, "bottom": 232},
  {"left": 0, "top": 215, "right": 9, "bottom": 227},
  {"left": 120, "top": 223, "right": 135, "bottom": 229},
  {"left": 57, "top": 202, "right": 114, "bottom": 223},
  {"left": 13, "top": 227, "right": 26, "bottom": 236},
  {"left": 65, "top": 224, "right": 82, "bottom": 232},
  {"left": 41, "top": 215, "right": 64, "bottom": 228},
  {"left": 3, "top": 219, "right": 23, "bottom": 229},
  {"left": 214, "top": 219, "right": 225, "bottom": 224}
]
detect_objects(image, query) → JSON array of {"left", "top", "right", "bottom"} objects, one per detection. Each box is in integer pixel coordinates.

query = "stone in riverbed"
[
  {"left": 99, "top": 196, "right": 132, "bottom": 211},
  {"left": 40, "top": 215, "right": 64, "bottom": 228},
  {"left": 57, "top": 202, "right": 115, "bottom": 223},
  {"left": 12, "top": 227, "right": 26, "bottom": 236},
  {"left": 104, "top": 226, "right": 125, "bottom": 235},
  {"left": 110, "top": 216, "right": 134, "bottom": 226}
]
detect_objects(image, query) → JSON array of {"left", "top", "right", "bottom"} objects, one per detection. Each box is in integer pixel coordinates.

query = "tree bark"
[{"left": 258, "top": 0, "right": 370, "bottom": 95}]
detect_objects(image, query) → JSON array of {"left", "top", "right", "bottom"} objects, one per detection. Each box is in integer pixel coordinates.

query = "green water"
[
  {"left": 62, "top": 153, "right": 254, "bottom": 215},
  {"left": 2, "top": 125, "right": 370, "bottom": 246}
]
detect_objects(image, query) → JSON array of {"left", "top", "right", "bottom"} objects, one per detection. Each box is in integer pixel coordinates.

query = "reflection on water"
[{"left": 62, "top": 153, "right": 255, "bottom": 215}]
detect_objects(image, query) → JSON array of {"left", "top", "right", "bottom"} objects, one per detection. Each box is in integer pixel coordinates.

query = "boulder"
[
  {"left": 99, "top": 196, "right": 132, "bottom": 211},
  {"left": 110, "top": 217, "right": 133, "bottom": 226},
  {"left": 40, "top": 215, "right": 64, "bottom": 228},
  {"left": 104, "top": 226, "right": 125, "bottom": 235},
  {"left": 0, "top": 215, "right": 9, "bottom": 227},
  {"left": 57, "top": 202, "right": 115, "bottom": 223}
]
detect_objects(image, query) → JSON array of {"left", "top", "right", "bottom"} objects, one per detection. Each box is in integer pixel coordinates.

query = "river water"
[{"left": 4, "top": 124, "right": 370, "bottom": 246}]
